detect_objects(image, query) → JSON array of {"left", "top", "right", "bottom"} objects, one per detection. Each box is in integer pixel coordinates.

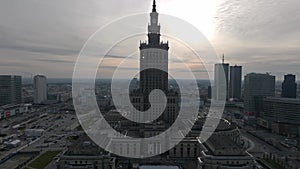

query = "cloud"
[
  {"left": 0, "top": 42, "right": 80, "bottom": 56},
  {"left": 214, "top": 0, "right": 300, "bottom": 43},
  {"left": 104, "top": 54, "right": 135, "bottom": 59},
  {"left": 35, "top": 58, "right": 74, "bottom": 64},
  {"left": 0, "top": 0, "right": 299, "bottom": 79}
]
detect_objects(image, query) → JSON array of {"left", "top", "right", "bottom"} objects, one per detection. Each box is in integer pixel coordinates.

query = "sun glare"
[{"left": 159, "top": 0, "right": 218, "bottom": 40}]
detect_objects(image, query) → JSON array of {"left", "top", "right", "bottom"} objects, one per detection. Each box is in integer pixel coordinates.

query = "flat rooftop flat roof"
[
  {"left": 140, "top": 166, "right": 179, "bottom": 169},
  {"left": 265, "top": 97, "right": 300, "bottom": 103}
]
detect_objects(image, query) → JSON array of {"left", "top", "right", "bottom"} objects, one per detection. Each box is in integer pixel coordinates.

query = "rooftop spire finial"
[
  {"left": 152, "top": 0, "right": 156, "bottom": 12},
  {"left": 222, "top": 54, "right": 225, "bottom": 64}
]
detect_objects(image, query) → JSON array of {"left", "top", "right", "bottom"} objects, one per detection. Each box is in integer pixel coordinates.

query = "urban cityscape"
[{"left": 0, "top": 0, "right": 300, "bottom": 169}]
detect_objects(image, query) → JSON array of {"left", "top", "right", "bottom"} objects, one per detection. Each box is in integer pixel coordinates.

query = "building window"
[
  {"left": 133, "top": 144, "right": 137, "bottom": 155},
  {"left": 180, "top": 148, "right": 183, "bottom": 157}
]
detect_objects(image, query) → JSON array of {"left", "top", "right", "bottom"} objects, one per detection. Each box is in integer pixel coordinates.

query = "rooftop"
[
  {"left": 139, "top": 166, "right": 179, "bottom": 169},
  {"left": 265, "top": 97, "right": 300, "bottom": 103},
  {"left": 204, "top": 135, "right": 245, "bottom": 156},
  {"left": 64, "top": 134, "right": 109, "bottom": 156}
]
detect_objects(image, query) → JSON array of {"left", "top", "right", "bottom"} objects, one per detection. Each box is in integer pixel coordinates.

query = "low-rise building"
[
  {"left": 258, "top": 97, "right": 300, "bottom": 136},
  {"left": 198, "top": 135, "right": 257, "bottom": 169},
  {"left": 24, "top": 129, "right": 44, "bottom": 138},
  {"left": 56, "top": 135, "right": 116, "bottom": 169},
  {"left": 7, "top": 139, "right": 21, "bottom": 148},
  {"left": 0, "top": 103, "right": 31, "bottom": 119}
]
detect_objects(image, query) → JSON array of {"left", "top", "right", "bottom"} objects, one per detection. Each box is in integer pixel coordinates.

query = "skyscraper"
[
  {"left": 33, "top": 75, "right": 47, "bottom": 104},
  {"left": 0, "top": 75, "right": 22, "bottom": 106},
  {"left": 130, "top": 0, "right": 178, "bottom": 125},
  {"left": 281, "top": 74, "right": 297, "bottom": 98},
  {"left": 207, "top": 86, "right": 212, "bottom": 99},
  {"left": 139, "top": 0, "right": 169, "bottom": 95},
  {"left": 244, "top": 73, "right": 275, "bottom": 122},
  {"left": 229, "top": 65, "right": 242, "bottom": 100},
  {"left": 214, "top": 54, "right": 229, "bottom": 101}
]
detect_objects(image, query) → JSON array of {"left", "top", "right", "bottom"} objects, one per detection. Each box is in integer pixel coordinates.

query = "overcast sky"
[{"left": 0, "top": 0, "right": 299, "bottom": 80}]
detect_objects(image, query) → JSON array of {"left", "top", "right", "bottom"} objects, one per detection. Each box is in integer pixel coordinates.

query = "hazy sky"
[{"left": 0, "top": 0, "right": 299, "bottom": 80}]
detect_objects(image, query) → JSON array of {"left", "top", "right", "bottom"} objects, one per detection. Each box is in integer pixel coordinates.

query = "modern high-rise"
[
  {"left": 33, "top": 75, "right": 47, "bottom": 104},
  {"left": 243, "top": 73, "right": 275, "bottom": 121},
  {"left": 214, "top": 55, "right": 229, "bottom": 101},
  {"left": 281, "top": 74, "right": 297, "bottom": 98},
  {"left": 207, "top": 86, "right": 212, "bottom": 99},
  {"left": 0, "top": 75, "right": 22, "bottom": 106},
  {"left": 229, "top": 65, "right": 242, "bottom": 100}
]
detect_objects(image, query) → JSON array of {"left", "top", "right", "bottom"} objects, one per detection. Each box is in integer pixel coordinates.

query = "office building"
[
  {"left": 0, "top": 103, "right": 30, "bottom": 119},
  {"left": 258, "top": 97, "right": 300, "bottom": 136},
  {"left": 207, "top": 86, "right": 212, "bottom": 99},
  {"left": 0, "top": 75, "right": 22, "bottom": 106},
  {"left": 229, "top": 65, "right": 242, "bottom": 100},
  {"left": 33, "top": 75, "right": 47, "bottom": 104},
  {"left": 281, "top": 74, "right": 297, "bottom": 98},
  {"left": 214, "top": 55, "right": 229, "bottom": 101},
  {"left": 243, "top": 73, "right": 275, "bottom": 121}
]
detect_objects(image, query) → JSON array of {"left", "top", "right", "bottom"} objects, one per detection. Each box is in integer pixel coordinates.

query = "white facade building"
[
  {"left": 214, "top": 55, "right": 229, "bottom": 101},
  {"left": 33, "top": 75, "right": 47, "bottom": 104}
]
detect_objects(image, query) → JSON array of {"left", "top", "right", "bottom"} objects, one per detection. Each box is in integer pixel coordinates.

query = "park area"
[{"left": 28, "top": 150, "right": 61, "bottom": 169}]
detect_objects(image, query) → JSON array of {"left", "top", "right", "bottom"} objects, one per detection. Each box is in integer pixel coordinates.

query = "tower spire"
[
  {"left": 222, "top": 53, "right": 225, "bottom": 64},
  {"left": 152, "top": 0, "right": 156, "bottom": 12}
]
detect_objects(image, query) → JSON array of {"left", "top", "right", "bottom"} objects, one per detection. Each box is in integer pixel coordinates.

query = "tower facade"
[
  {"left": 281, "top": 74, "right": 297, "bottom": 98},
  {"left": 244, "top": 73, "right": 275, "bottom": 123},
  {"left": 0, "top": 75, "right": 22, "bottom": 106},
  {"left": 214, "top": 55, "right": 229, "bottom": 101},
  {"left": 139, "top": 0, "right": 169, "bottom": 95},
  {"left": 229, "top": 65, "right": 242, "bottom": 100},
  {"left": 129, "top": 0, "right": 178, "bottom": 125},
  {"left": 33, "top": 75, "right": 47, "bottom": 104}
]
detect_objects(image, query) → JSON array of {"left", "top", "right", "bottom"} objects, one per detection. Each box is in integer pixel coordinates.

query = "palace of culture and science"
[
  {"left": 57, "top": 1, "right": 258, "bottom": 169},
  {"left": 130, "top": 0, "right": 179, "bottom": 125}
]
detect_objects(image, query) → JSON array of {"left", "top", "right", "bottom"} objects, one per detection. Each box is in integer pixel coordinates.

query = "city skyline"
[
  {"left": 0, "top": 0, "right": 299, "bottom": 79},
  {"left": 0, "top": 1, "right": 300, "bottom": 169}
]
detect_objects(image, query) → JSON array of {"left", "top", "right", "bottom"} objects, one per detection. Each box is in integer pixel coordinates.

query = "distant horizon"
[
  {"left": 0, "top": 1, "right": 299, "bottom": 80},
  {"left": 21, "top": 77, "right": 299, "bottom": 85}
]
